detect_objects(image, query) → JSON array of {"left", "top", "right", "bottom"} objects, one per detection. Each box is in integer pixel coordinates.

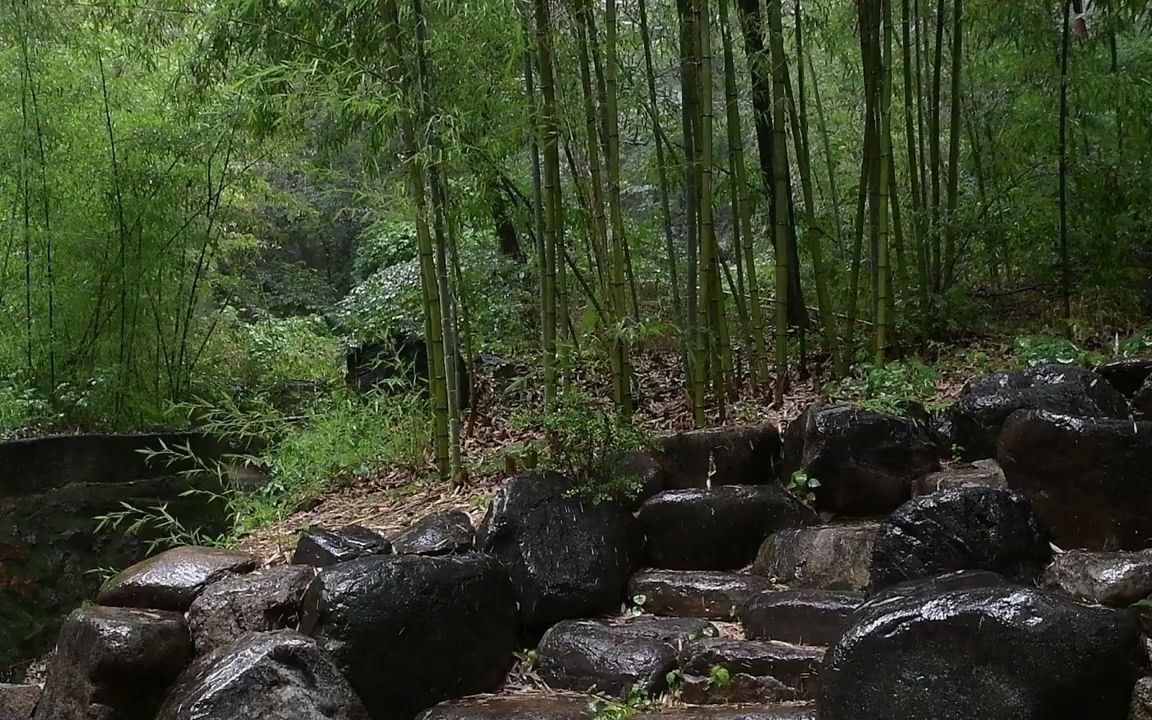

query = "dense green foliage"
[{"left": 3, "top": 0, "right": 1152, "bottom": 530}]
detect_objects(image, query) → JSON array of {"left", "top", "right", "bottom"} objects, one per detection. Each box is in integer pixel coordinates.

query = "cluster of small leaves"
[
  {"left": 528, "top": 389, "right": 651, "bottom": 505},
  {"left": 587, "top": 688, "right": 655, "bottom": 720},
  {"left": 824, "top": 358, "right": 944, "bottom": 415},
  {"left": 787, "top": 470, "right": 821, "bottom": 505},
  {"left": 1012, "top": 335, "right": 1107, "bottom": 368}
]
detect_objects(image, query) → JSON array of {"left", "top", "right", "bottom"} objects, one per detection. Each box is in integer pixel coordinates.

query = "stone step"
[
  {"left": 537, "top": 618, "right": 719, "bottom": 697},
  {"left": 627, "top": 570, "right": 775, "bottom": 620},
  {"left": 680, "top": 638, "right": 824, "bottom": 692},
  {"left": 739, "top": 589, "right": 863, "bottom": 646},
  {"left": 752, "top": 522, "right": 879, "bottom": 592},
  {"left": 418, "top": 696, "right": 816, "bottom": 720},
  {"left": 637, "top": 486, "right": 817, "bottom": 571}
]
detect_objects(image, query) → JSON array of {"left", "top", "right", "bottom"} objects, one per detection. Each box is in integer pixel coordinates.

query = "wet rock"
[
  {"left": 862, "top": 569, "right": 1016, "bottom": 608},
  {"left": 537, "top": 618, "right": 714, "bottom": 697},
  {"left": 1040, "top": 549, "right": 1152, "bottom": 606},
  {"left": 1133, "top": 375, "right": 1152, "bottom": 420},
  {"left": 33, "top": 606, "right": 190, "bottom": 720},
  {"left": 156, "top": 630, "right": 368, "bottom": 720},
  {"left": 477, "top": 471, "right": 642, "bottom": 631},
  {"left": 818, "top": 586, "right": 1143, "bottom": 720},
  {"left": 679, "top": 674, "right": 795, "bottom": 704},
  {"left": 609, "top": 616, "right": 718, "bottom": 645},
  {"left": 187, "top": 565, "right": 316, "bottom": 653},
  {"left": 929, "top": 407, "right": 956, "bottom": 455},
  {"left": 655, "top": 425, "right": 783, "bottom": 489},
  {"left": 781, "top": 403, "right": 939, "bottom": 516},
  {"left": 639, "top": 705, "right": 817, "bottom": 720},
  {"left": 1095, "top": 358, "right": 1152, "bottom": 397},
  {"left": 417, "top": 695, "right": 592, "bottom": 720},
  {"left": 616, "top": 450, "right": 668, "bottom": 508},
  {"left": 913, "top": 458, "right": 1007, "bottom": 495},
  {"left": 680, "top": 638, "right": 823, "bottom": 698},
  {"left": 291, "top": 525, "right": 391, "bottom": 567},
  {"left": 627, "top": 570, "right": 773, "bottom": 619},
  {"left": 537, "top": 621, "right": 676, "bottom": 696},
  {"left": 753, "top": 523, "right": 880, "bottom": 592},
  {"left": 953, "top": 365, "right": 1128, "bottom": 460},
  {"left": 96, "top": 545, "right": 258, "bottom": 611},
  {"left": 300, "top": 553, "right": 518, "bottom": 720},
  {"left": 391, "top": 510, "right": 474, "bottom": 556},
  {"left": 638, "top": 486, "right": 816, "bottom": 571},
  {"left": 1131, "top": 677, "right": 1152, "bottom": 720},
  {"left": 0, "top": 684, "right": 40, "bottom": 720},
  {"left": 999, "top": 410, "right": 1152, "bottom": 550},
  {"left": 739, "top": 589, "right": 862, "bottom": 646},
  {"left": 869, "top": 487, "right": 1051, "bottom": 591}
]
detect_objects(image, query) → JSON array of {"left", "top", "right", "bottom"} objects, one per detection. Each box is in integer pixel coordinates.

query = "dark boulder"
[
  {"left": 291, "top": 525, "right": 391, "bottom": 567},
  {"left": 753, "top": 523, "right": 880, "bottom": 592},
  {"left": 1134, "top": 375, "right": 1152, "bottom": 420},
  {"left": 608, "top": 616, "right": 718, "bottom": 644},
  {"left": 417, "top": 696, "right": 591, "bottom": 720},
  {"left": 299, "top": 553, "right": 518, "bottom": 720},
  {"left": 0, "top": 684, "right": 40, "bottom": 720},
  {"left": 477, "top": 471, "right": 642, "bottom": 631},
  {"left": 1095, "top": 358, "right": 1152, "bottom": 397},
  {"left": 999, "top": 410, "right": 1152, "bottom": 550},
  {"left": 953, "top": 365, "right": 1128, "bottom": 460},
  {"left": 913, "top": 459, "right": 1006, "bottom": 495},
  {"left": 655, "top": 425, "right": 782, "bottom": 489},
  {"left": 537, "top": 618, "right": 715, "bottom": 697},
  {"left": 97, "top": 545, "right": 258, "bottom": 612},
  {"left": 391, "top": 510, "right": 474, "bottom": 556},
  {"left": 33, "top": 606, "right": 190, "bottom": 720},
  {"left": 627, "top": 570, "right": 774, "bottom": 619},
  {"left": 679, "top": 638, "right": 823, "bottom": 700},
  {"left": 818, "top": 586, "right": 1144, "bottom": 720},
  {"left": 638, "top": 486, "right": 816, "bottom": 571},
  {"left": 739, "top": 590, "right": 862, "bottom": 646},
  {"left": 346, "top": 332, "right": 470, "bottom": 408},
  {"left": 781, "top": 403, "right": 939, "bottom": 516},
  {"left": 869, "top": 487, "right": 1051, "bottom": 591},
  {"left": 187, "top": 565, "right": 316, "bottom": 653},
  {"left": 156, "top": 630, "right": 368, "bottom": 720},
  {"left": 1040, "top": 549, "right": 1152, "bottom": 606},
  {"left": 862, "top": 569, "right": 1016, "bottom": 609}
]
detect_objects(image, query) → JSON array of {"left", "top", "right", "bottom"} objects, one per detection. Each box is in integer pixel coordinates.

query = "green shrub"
[
  {"left": 1012, "top": 335, "right": 1105, "bottom": 368},
  {"left": 516, "top": 389, "right": 651, "bottom": 504},
  {"left": 824, "top": 357, "right": 943, "bottom": 415}
]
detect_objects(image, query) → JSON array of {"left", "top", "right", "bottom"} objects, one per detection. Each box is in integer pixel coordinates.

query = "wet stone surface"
[
  {"left": 477, "top": 470, "right": 642, "bottom": 631},
  {"left": 638, "top": 486, "right": 816, "bottom": 571},
  {"left": 391, "top": 510, "right": 475, "bottom": 556},
  {"left": 753, "top": 523, "right": 879, "bottom": 592},
  {"left": 819, "top": 586, "right": 1143, "bottom": 720},
  {"left": 627, "top": 570, "right": 775, "bottom": 619},
  {"left": 299, "top": 554, "right": 518, "bottom": 720},
  {"left": 1040, "top": 549, "right": 1152, "bottom": 606},
  {"left": 187, "top": 564, "right": 316, "bottom": 653},
  {"left": 868, "top": 487, "right": 1051, "bottom": 591},
  {"left": 739, "top": 589, "right": 863, "bottom": 647},
  {"left": 156, "top": 630, "right": 368, "bottom": 720},
  {"left": 291, "top": 525, "right": 391, "bottom": 567},
  {"left": 97, "top": 545, "right": 258, "bottom": 612},
  {"left": 33, "top": 605, "right": 190, "bottom": 720},
  {"left": 781, "top": 403, "right": 939, "bottom": 516},
  {"left": 999, "top": 410, "right": 1152, "bottom": 550}
]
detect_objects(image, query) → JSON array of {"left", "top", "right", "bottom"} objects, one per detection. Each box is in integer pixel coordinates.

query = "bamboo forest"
[{"left": 7, "top": 2, "right": 1152, "bottom": 713}]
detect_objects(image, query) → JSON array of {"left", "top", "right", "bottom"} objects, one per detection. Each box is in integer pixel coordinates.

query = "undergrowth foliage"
[{"left": 516, "top": 389, "right": 651, "bottom": 504}]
